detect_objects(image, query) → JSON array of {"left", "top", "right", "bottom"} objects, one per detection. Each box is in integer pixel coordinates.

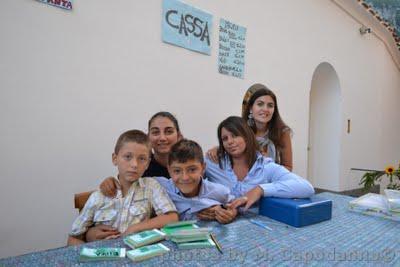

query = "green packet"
[
  {"left": 176, "top": 237, "right": 216, "bottom": 250},
  {"left": 127, "top": 243, "right": 170, "bottom": 262},
  {"left": 163, "top": 220, "right": 198, "bottom": 228},
  {"left": 79, "top": 247, "right": 126, "bottom": 262},
  {"left": 161, "top": 221, "right": 199, "bottom": 235},
  {"left": 124, "top": 229, "right": 166, "bottom": 249},
  {"left": 169, "top": 228, "right": 211, "bottom": 243},
  {"left": 171, "top": 227, "right": 210, "bottom": 237},
  {"left": 170, "top": 234, "right": 210, "bottom": 244}
]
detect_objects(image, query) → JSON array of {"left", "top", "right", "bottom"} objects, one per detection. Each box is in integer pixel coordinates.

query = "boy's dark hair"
[
  {"left": 148, "top": 111, "right": 181, "bottom": 133},
  {"left": 168, "top": 139, "right": 204, "bottom": 165},
  {"left": 114, "top": 129, "right": 151, "bottom": 154}
]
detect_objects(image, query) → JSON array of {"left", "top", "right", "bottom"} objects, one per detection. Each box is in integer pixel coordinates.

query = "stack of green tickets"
[
  {"left": 161, "top": 220, "right": 199, "bottom": 235},
  {"left": 169, "top": 227, "right": 216, "bottom": 249},
  {"left": 79, "top": 247, "right": 126, "bottom": 262},
  {"left": 124, "top": 229, "right": 166, "bottom": 249},
  {"left": 176, "top": 237, "right": 216, "bottom": 250},
  {"left": 169, "top": 228, "right": 210, "bottom": 243},
  {"left": 127, "top": 243, "right": 170, "bottom": 262},
  {"left": 162, "top": 221, "right": 216, "bottom": 249}
]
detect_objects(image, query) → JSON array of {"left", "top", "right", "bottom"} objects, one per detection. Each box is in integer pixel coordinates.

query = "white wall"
[{"left": 0, "top": 0, "right": 399, "bottom": 258}]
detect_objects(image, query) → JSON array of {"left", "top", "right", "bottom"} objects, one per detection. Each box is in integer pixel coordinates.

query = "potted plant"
[{"left": 358, "top": 164, "right": 400, "bottom": 191}]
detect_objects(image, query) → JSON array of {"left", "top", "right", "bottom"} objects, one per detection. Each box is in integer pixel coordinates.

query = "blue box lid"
[
  {"left": 259, "top": 196, "right": 332, "bottom": 227},
  {"left": 262, "top": 196, "right": 332, "bottom": 209}
]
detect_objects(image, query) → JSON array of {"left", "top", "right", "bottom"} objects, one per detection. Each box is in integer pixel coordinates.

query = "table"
[{"left": 1, "top": 192, "right": 399, "bottom": 266}]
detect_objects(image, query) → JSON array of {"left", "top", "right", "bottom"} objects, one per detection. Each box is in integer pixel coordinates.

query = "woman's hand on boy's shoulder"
[
  {"left": 215, "top": 206, "right": 237, "bottom": 224},
  {"left": 99, "top": 177, "right": 119, "bottom": 197},
  {"left": 205, "top": 146, "right": 219, "bottom": 163}
]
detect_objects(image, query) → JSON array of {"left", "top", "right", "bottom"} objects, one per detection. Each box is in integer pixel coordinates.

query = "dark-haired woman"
[
  {"left": 242, "top": 83, "right": 292, "bottom": 170},
  {"left": 207, "top": 83, "right": 293, "bottom": 171},
  {"left": 204, "top": 116, "right": 313, "bottom": 212},
  {"left": 143, "top": 111, "right": 183, "bottom": 177}
]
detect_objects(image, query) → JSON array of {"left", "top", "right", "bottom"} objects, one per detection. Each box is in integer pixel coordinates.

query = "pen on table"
[
  {"left": 210, "top": 233, "right": 223, "bottom": 254},
  {"left": 249, "top": 219, "right": 273, "bottom": 231}
]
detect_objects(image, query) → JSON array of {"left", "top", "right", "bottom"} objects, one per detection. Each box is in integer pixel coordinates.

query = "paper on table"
[
  {"left": 385, "top": 189, "right": 400, "bottom": 213},
  {"left": 348, "top": 193, "right": 400, "bottom": 221}
]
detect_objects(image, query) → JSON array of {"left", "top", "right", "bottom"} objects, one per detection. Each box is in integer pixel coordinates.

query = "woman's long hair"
[
  {"left": 242, "top": 83, "right": 291, "bottom": 151},
  {"left": 217, "top": 116, "right": 258, "bottom": 169}
]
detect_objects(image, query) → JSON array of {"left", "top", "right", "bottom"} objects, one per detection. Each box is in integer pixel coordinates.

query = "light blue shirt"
[
  {"left": 205, "top": 153, "right": 315, "bottom": 198},
  {"left": 155, "top": 177, "right": 235, "bottom": 220}
]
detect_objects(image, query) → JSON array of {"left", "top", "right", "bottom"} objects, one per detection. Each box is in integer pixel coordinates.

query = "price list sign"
[{"left": 218, "top": 19, "right": 246, "bottom": 79}]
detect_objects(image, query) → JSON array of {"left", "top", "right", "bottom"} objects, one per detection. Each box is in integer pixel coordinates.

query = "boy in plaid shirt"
[{"left": 68, "top": 130, "right": 178, "bottom": 245}]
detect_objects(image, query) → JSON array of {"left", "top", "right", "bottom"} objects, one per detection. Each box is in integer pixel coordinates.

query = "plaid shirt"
[{"left": 70, "top": 177, "right": 177, "bottom": 235}]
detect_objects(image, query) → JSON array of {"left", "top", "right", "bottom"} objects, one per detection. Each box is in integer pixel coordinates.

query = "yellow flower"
[{"left": 385, "top": 165, "right": 395, "bottom": 175}]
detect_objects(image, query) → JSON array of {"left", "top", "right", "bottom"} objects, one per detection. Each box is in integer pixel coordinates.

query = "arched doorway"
[{"left": 308, "top": 62, "right": 342, "bottom": 191}]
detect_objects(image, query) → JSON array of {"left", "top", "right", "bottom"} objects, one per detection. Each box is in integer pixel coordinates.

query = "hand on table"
[{"left": 227, "top": 186, "right": 264, "bottom": 211}]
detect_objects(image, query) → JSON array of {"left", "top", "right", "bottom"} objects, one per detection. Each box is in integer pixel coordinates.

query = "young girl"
[
  {"left": 207, "top": 83, "right": 293, "bottom": 171},
  {"left": 67, "top": 130, "right": 178, "bottom": 245},
  {"left": 199, "top": 116, "right": 313, "bottom": 219}
]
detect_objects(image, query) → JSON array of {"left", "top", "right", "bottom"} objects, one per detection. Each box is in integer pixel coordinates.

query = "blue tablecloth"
[{"left": 1, "top": 192, "right": 399, "bottom": 266}]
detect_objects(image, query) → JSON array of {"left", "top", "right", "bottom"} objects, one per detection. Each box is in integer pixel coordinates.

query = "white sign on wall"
[
  {"left": 218, "top": 19, "right": 246, "bottom": 79},
  {"left": 162, "top": 0, "right": 213, "bottom": 55}
]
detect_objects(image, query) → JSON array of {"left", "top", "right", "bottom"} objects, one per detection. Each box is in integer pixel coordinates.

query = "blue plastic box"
[{"left": 259, "top": 196, "right": 332, "bottom": 227}]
